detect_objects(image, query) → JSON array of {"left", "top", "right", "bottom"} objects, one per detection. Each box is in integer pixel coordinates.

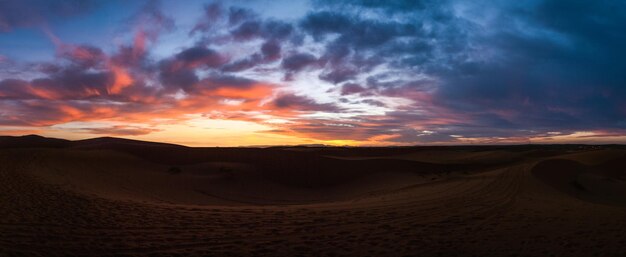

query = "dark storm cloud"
[
  {"left": 221, "top": 54, "right": 263, "bottom": 73},
  {"left": 429, "top": 0, "right": 626, "bottom": 138},
  {"left": 281, "top": 53, "right": 317, "bottom": 72},
  {"left": 158, "top": 62, "right": 198, "bottom": 92},
  {"left": 193, "top": 3, "right": 294, "bottom": 74},
  {"left": 200, "top": 74, "right": 257, "bottom": 90},
  {"left": 174, "top": 46, "right": 226, "bottom": 69},
  {"left": 360, "top": 99, "right": 386, "bottom": 108},
  {"left": 33, "top": 68, "right": 112, "bottom": 98},
  {"left": 300, "top": 11, "right": 419, "bottom": 49},
  {"left": 296, "top": 7, "right": 434, "bottom": 89},
  {"left": 340, "top": 83, "right": 366, "bottom": 96},
  {"left": 221, "top": 40, "right": 281, "bottom": 72},
  {"left": 231, "top": 20, "right": 262, "bottom": 40},
  {"left": 319, "top": 67, "right": 358, "bottom": 84},
  {"left": 261, "top": 40, "right": 281, "bottom": 61},
  {"left": 261, "top": 20, "right": 295, "bottom": 40},
  {"left": 272, "top": 94, "right": 340, "bottom": 112},
  {"left": 158, "top": 45, "right": 228, "bottom": 92},
  {"left": 193, "top": 2, "right": 295, "bottom": 42},
  {"left": 230, "top": 17, "right": 295, "bottom": 42},
  {"left": 0, "top": 79, "right": 31, "bottom": 99},
  {"left": 298, "top": 0, "right": 626, "bottom": 142}
]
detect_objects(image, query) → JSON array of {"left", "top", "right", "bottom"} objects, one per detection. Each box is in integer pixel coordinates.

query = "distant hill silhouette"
[
  {"left": 0, "top": 135, "right": 70, "bottom": 148},
  {"left": 72, "top": 136, "right": 185, "bottom": 149},
  {"left": 0, "top": 135, "right": 184, "bottom": 150}
]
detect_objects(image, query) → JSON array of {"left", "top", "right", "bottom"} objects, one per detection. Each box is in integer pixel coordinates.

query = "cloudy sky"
[{"left": 0, "top": 0, "right": 625, "bottom": 146}]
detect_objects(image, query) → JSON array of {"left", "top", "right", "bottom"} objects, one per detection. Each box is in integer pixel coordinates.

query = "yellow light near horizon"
[
  {"left": 136, "top": 119, "right": 310, "bottom": 146},
  {"left": 322, "top": 139, "right": 361, "bottom": 146},
  {"left": 40, "top": 118, "right": 313, "bottom": 147},
  {"left": 34, "top": 119, "right": 626, "bottom": 147}
]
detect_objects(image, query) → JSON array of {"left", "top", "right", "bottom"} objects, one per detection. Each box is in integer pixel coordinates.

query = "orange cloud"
[
  {"left": 28, "top": 85, "right": 59, "bottom": 100},
  {"left": 108, "top": 64, "right": 133, "bottom": 94}
]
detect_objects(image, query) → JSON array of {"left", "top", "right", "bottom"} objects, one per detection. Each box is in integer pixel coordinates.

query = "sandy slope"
[
  {"left": 1, "top": 145, "right": 626, "bottom": 256},
  {"left": 23, "top": 149, "right": 434, "bottom": 205},
  {"left": 330, "top": 149, "right": 521, "bottom": 165}
]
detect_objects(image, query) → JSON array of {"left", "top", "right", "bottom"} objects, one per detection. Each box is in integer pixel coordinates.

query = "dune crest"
[{"left": 532, "top": 157, "right": 626, "bottom": 206}]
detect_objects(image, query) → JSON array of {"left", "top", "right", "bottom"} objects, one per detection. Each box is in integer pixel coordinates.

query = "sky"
[{"left": 0, "top": 0, "right": 625, "bottom": 146}]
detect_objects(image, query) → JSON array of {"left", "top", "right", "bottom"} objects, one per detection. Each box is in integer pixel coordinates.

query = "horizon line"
[{"left": 2, "top": 134, "right": 625, "bottom": 148}]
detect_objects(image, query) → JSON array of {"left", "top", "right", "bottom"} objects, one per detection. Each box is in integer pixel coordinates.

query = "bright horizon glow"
[{"left": 5, "top": 128, "right": 623, "bottom": 147}]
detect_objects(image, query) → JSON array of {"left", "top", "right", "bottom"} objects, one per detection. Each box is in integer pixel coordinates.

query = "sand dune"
[
  {"left": 23, "top": 148, "right": 431, "bottom": 205},
  {"left": 1, "top": 136, "right": 626, "bottom": 256},
  {"left": 532, "top": 154, "right": 626, "bottom": 206},
  {"left": 555, "top": 149, "right": 626, "bottom": 165},
  {"left": 348, "top": 149, "right": 522, "bottom": 165}
]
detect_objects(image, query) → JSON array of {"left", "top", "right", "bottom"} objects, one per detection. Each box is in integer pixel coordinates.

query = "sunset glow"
[{"left": 1, "top": 0, "right": 625, "bottom": 146}]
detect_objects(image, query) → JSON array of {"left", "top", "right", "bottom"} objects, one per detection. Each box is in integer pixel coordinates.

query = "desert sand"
[{"left": 1, "top": 135, "right": 626, "bottom": 256}]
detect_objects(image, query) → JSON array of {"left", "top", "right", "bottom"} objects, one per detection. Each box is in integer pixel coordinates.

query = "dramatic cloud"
[
  {"left": 272, "top": 93, "right": 341, "bottom": 113},
  {"left": 281, "top": 53, "right": 317, "bottom": 72},
  {"left": 80, "top": 125, "right": 161, "bottom": 136},
  {"left": 0, "top": 0, "right": 625, "bottom": 145}
]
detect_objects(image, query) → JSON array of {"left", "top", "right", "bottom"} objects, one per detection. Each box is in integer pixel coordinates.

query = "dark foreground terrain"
[{"left": 1, "top": 135, "right": 626, "bottom": 256}]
